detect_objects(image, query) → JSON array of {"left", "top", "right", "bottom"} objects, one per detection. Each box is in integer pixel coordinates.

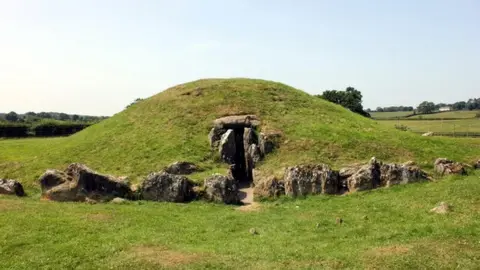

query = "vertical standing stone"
[{"left": 219, "top": 129, "right": 236, "bottom": 164}]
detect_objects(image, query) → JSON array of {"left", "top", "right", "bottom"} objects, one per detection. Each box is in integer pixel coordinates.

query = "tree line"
[
  {"left": 0, "top": 111, "right": 108, "bottom": 124},
  {"left": 0, "top": 111, "right": 108, "bottom": 138},
  {"left": 316, "top": 86, "right": 479, "bottom": 118},
  {"left": 316, "top": 87, "right": 370, "bottom": 117},
  {"left": 374, "top": 98, "right": 480, "bottom": 114}
]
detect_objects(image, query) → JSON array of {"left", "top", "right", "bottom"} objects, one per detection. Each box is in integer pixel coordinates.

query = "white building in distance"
[{"left": 439, "top": 106, "right": 452, "bottom": 112}]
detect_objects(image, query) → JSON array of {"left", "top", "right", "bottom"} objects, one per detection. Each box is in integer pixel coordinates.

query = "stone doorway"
[{"left": 208, "top": 115, "right": 261, "bottom": 185}]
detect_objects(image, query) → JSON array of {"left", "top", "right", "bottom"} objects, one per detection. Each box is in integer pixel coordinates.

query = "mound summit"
[{"left": 1, "top": 78, "right": 479, "bottom": 187}]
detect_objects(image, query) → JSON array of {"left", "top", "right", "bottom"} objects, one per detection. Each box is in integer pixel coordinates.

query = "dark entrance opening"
[
  {"left": 230, "top": 127, "right": 248, "bottom": 183},
  {"left": 223, "top": 126, "right": 257, "bottom": 185}
]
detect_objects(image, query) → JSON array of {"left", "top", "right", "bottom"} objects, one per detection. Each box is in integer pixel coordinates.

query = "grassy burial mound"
[{"left": 0, "top": 78, "right": 479, "bottom": 189}]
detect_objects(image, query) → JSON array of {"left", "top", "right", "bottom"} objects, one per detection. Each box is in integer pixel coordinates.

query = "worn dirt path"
[{"left": 239, "top": 186, "right": 254, "bottom": 205}]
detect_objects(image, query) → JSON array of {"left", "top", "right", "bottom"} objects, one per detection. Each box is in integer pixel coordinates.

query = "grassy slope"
[
  {"left": 380, "top": 119, "right": 480, "bottom": 133},
  {"left": 0, "top": 79, "right": 479, "bottom": 188},
  {"left": 1, "top": 171, "right": 479, "bottom": 269}
]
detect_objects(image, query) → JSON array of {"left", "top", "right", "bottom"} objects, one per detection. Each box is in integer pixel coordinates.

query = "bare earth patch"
[
  {"left": 0, "top": 198, "right": 22, "bottom": 211},
  {"left": 129, "top": 245, "right": 202, "bottom": 267},
  {"left": 84, "top": 213, "right": 113, "bottom": 221},
  {"left": 236, "top": 202, "right": 262, "bottom": 212},
  {"left": 275, "top": 259, "right": 344, "bottom": 269},
  {"left": 368, "top": 245, "right": 411, "bottom": 257}
]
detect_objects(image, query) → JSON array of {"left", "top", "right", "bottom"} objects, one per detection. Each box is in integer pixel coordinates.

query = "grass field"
[
  {"left": 370, "top": 111, "right": 414, "bottom": 119},
  {"left": 380, "top": 119, "right": 480, "bottom": 133},
  {"left": 408, "top": 110, "right": 480, "bottom": 120},
  {"left": 1, "top": 79, "right": 480, "bottom": 189},
  {"left": 1, "top": 171, "right": 479, "bottom": 269}
]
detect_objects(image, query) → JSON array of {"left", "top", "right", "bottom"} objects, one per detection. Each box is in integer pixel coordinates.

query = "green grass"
[
  {"left": 380, "top": 119, "right": 480, "bottom": 133},
  {"left": 1, "top": 79, "right": 479, "bottom": 189},
  {"left": 370, "top": 111, "right": 414, "bottom": 119},
  {"left": 407, "top": 110, "right": 480, "bottom": 120},
  {"left": 1, "top": 171, "right": 479, "bottom": 269}
]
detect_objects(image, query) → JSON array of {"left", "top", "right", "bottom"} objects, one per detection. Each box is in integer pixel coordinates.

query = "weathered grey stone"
[
  {"left": 213, "top": 115, "right": 260, "bottom": 128},
  {"left": 39, "top": 163, "right": 133, "bottom": 202},
  {"left": 208, "top": 126, "right": 227, "bottom": 148},
  {"left": 346, "top": 158, "right": 381, "bottom": 192},
  {"left": 258, "top": 132, "right": 281, "bottom": 156},
  {"left": 39, "top": 169, "right": 69, "bottom": 192},
  {"left": 338, "top": 165, "right": 362, "bottom": 193},
  {"left": 434, "top": 158, "right": 467, "bottom": 176},
  {"left": 253, "top": 176, "right": 285, "bottom": 199},
  {"left": 247, "top": 144, "right": 262, "bottom": 165},
  {"left": 164, "top": 161, "right": 199, "bottom": 175},
  {"left": 283, "top": 164, "right": 339, "bottom": 197},
  {"left": 0, "top": 179, "right": 25, "bottom": 196},
  {"left": 204, "top": 174, "right": 240, "bottom": 204},
  {"left": 219, "top": 129, "right": 236, "bottom": 164},
  {"left": 140, "top": 172, "right": 194, "bottom": 202},
  {"left": 380, "top": 163, "right": 428, "bottom": 187},
  {"left": 243, "top": 128, "right": 257, "bottom": 151}
]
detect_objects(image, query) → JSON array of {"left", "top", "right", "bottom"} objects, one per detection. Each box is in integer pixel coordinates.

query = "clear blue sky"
[{"left": 1, "top": 0, "right": 479, "bottom": 116}]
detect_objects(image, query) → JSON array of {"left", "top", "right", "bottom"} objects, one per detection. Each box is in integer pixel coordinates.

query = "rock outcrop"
[
  {"left": 281, "top": 157, "right": 431, "bottom": 198},
  {"left": 474, "top": 160, "right": 480, "bottom": 170},
  {"left": 434, "top": 158, "right": 467, "bottom": 175},
  {"left": 204, "top": 174, "right": 240, "bottom": 204},
  {"left": 247, "top": 144, "right": 262, "bottom": 165},
  {"left": 253, "top": 176, "right": 285, "bottom": 199},
  {"left": 39, "top": 163, "right": 133, "bottom": 202},
  {"left": 219, "top": 129, "right": 236, "bottom": 164},
  {"left": 0, "top": 179, "right": 25, "bottom": 196},
  {"left": 164, "top": 161, "right": 199, "bottom": 175},
  {"left": 345, "top": 158, "right": 381, "bottom": 192},
  {"left": 259, "top": 132, "right": 281, "bottom": 156},
  {"left": 140, "top": 172, "right": 195, "bottom": 202},
  {"left": 380, "top": 163, "right": 429, "bottom": 187},
  {"left": 338, "top": 164, "right": 362, "bottom": 193},
  {"left": 283, "top": 164, "right": 339, "bottom": 197},
  {"left": 208, "top": 126, "right": 227, "bottom": 148}
]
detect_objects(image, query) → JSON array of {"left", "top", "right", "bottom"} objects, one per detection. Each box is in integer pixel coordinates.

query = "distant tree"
[
  {"left": 452, "top": 101, "right": 467, "bottom": 110},
  {"left": 37, "top": 112, "right": 52, "bottom": 119},
  {"left": 25, "top": 112, "right": 37, "bottom": 116},
  {"left": 466, "top": 98, "right": 480, "bottom": 110},
  {"left": 376, "top": 106, "right": 414, "bottom": 112},
  {"left": 58, "top": 113, "right": 70, "bottom": 121},
  {"left": 320, "top": 87, "right": 370, "bottom": 117},
  {"left": 72, "top": 114, "right": 80, "bottom": 121},
  {"left": 417, "top": 101, "right": 436, "bottom": 114},
  {"left": 5, "top": 111, "right": 18, "bottom": 122}
]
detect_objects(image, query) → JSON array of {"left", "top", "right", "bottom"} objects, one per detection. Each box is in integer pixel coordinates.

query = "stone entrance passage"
[{"left": 208, "top": 115, "right": 261, "bottom": 184}]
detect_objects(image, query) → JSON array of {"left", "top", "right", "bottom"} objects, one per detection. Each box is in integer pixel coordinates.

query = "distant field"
[
  {"left": 380, "top": 119, "right": 480, "bottom": 133},
  {"left": 370, "top": 111, "right": 414, "bottom": 119},
  {"left": 408, "top": 110, "right": 480, "bottom": 120}
]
